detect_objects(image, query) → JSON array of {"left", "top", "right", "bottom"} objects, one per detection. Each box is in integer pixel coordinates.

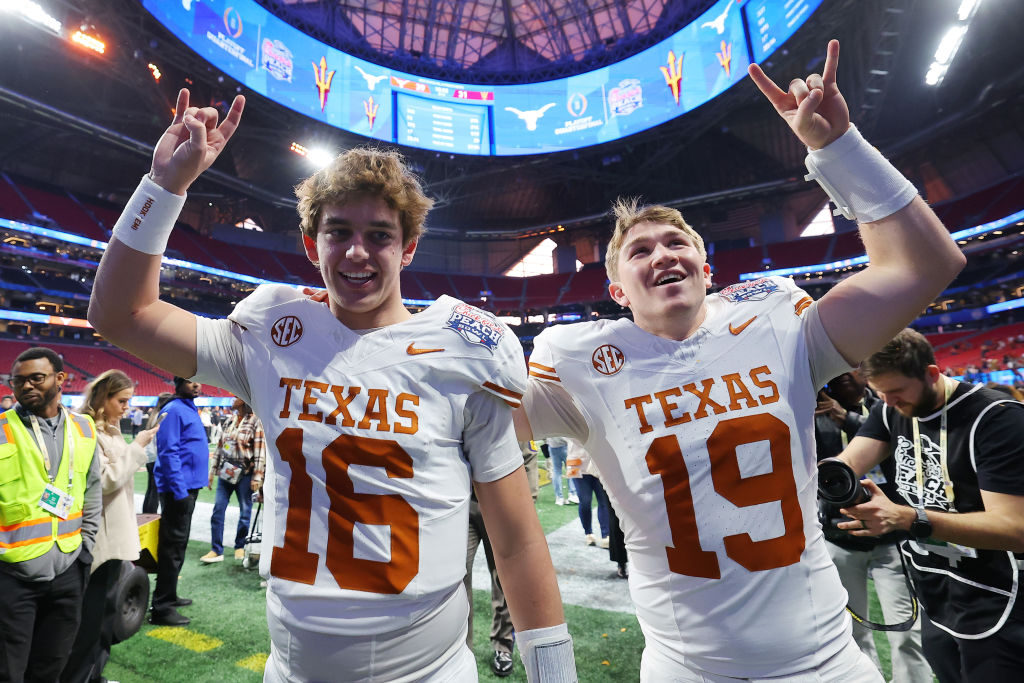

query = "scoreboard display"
[{"left": 142, "top": 0, "right": 822, "bottom": 156}]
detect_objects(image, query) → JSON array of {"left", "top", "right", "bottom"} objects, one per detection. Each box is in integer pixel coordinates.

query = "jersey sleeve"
[
  {"left": 194, "top": 316, "right": 253, "bottom": 405},
  {"left": 775, "top": 277, "right": 854, "bottom": 389},
  {"left": 522, "top": 330, "right": 590, "bottom": 442},
  {"left": 973, "top": 402, "right": 1024, "bottom": 496},
  {"left": 477, "top": 320, "right": 527, "bottom": 409},
  {"left": 463, "top": 390, "right": 524, "bottom": 483}
]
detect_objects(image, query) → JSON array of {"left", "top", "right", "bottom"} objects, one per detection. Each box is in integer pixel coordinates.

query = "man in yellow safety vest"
[{"left": 0, "top": 347, "right": 100, "bottom": 682}]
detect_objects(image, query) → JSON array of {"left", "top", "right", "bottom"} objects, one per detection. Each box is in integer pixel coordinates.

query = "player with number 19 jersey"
[
  {"left": 525, "top": 276, "right": 854, "bottom": 679},
  {"left": 193, "top": 284, "right": 526, "bottom": 638}
]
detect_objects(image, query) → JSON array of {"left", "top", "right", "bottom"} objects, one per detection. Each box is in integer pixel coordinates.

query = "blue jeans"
[
  {"left": 210, "top": 471, "right": 253, "bottom": 555},
  {"left": 547, "top": 445, "right": 576, "bottom": 501},
  {"left": 575, "top": 475, "right": 609, "bottom": 537}
]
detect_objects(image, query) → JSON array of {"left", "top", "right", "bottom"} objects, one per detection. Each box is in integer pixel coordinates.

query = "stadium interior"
[{"left": 1, "top": 0, "right": 1024, "bottom": 681}]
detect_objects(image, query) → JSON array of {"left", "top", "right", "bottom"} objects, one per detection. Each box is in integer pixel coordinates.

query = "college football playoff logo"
[
  {"left": 592, "top": 344, "right": 624, "bottom": 375},
  {"left": 271, "top": 315, "right": 303, "bottom": 347}
]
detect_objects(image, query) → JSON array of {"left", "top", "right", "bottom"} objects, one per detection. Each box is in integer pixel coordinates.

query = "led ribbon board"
[{"left": 141, "top": 0, "right": 821, "bottom": 156}]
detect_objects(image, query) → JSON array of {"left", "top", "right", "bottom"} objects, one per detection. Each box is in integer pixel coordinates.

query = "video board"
[{"left": 141, "top": 0, "right": 822, "bottom": 156}]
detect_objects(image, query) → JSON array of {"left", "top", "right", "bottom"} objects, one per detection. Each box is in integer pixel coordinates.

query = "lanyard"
[
  {"left": 911, "top": 379, "right": 956, "bottom": 509},
  {"left": 28, "top": 409, "right": 74, "bottom": 488}
]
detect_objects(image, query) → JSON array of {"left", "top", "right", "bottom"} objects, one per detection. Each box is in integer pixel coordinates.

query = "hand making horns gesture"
[
  {"left": 748, "top": 39, "right": 849, "bottom": 151},
  {"left": 150, "top": 88, "right": 245, "bottom": 196}
]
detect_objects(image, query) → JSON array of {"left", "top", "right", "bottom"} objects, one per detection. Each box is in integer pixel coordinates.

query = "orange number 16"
[
  {"left": 645, "top": 413, "right": 804, "bottom": 579},
  {"left": 270, "top": 428, "right": 420, "bottom": 594}
]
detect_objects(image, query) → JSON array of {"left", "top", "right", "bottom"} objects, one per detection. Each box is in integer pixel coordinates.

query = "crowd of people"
[{"left": 2, "top": 37, "right": 1022, "bottom": 683}]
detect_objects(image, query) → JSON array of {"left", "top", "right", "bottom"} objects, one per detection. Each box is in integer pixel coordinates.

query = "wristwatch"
[{"left": 909, "top": 507, "right": 932, "bottom": 540}]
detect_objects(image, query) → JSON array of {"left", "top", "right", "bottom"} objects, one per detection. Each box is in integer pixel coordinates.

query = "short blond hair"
[
  {"left": 294, "top": 146, "right": 434, "bottom": 246},
  {"left": 605, "top": 197, "right": 706, "bottom": 282}
]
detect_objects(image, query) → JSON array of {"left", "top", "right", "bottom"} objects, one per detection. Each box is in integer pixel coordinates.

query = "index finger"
[
  {"left": 747, "top": 63, "right": 789, "bottom": 112},
  {"left": 216, "top": 94, "right": 246, "bottom": 143},
  {"left": 822, "top": 39, "right": 839, "bottom": 88},
  {"left": 172, "top": 89, "right": 190, "bottom": 125}
]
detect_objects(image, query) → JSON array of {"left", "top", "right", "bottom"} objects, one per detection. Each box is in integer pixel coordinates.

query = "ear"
[
  {"left": 302, "top": 234, "right": 319, "bottom": 266},
  {"left": 401, "top": 239, "right": 417, "bottom": 268},
  {"left": 608, "top": 281, "right": 629, "bottom": 308},
  {"left": 702, "top": 262, "right": 712, "bottom": 290},
  {"left": 925, "top": 365, "right": 943, "bottom": 384}
]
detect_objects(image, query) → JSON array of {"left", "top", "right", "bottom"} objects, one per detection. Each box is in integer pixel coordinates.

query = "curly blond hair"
[
  {"left": 295, "top": 147, "right": 434, "bottom": 246},
  {"left": 605, "top": 197, "right": 706, "bottom": 282}
]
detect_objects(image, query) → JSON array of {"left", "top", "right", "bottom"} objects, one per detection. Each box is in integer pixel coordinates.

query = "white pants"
[
  {"left": 263, "top": 587, "right": 478, "bottom": 682},
  {"left": 640, "top": 636, "right": 882, "bottom": 683},
  {"left": 828, "top": 542, "right": 933, "bottom": 683}
]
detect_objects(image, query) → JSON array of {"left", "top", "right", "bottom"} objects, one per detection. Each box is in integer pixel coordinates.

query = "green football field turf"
[{"left": 108, "top": 471, "right": 899, "bottom": 681}]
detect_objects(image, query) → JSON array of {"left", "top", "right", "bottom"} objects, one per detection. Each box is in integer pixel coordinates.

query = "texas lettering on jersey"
[
  {"left": 624, "top": 365, "right": 779, "bottom": 434},
  {"left": 277, "top": 377, "right": 420, "bottom": 435}
]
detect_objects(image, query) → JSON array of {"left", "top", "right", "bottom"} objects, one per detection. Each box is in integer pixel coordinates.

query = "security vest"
[{"left": 0, "top": 408, "right": 97, "bottom": 563}]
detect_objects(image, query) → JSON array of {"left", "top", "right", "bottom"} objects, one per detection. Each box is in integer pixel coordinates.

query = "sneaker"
[
  {"left": 585, "top": 534, "right": 596, "bottom": 546},
  {"left": 199, "top": 551, "right": 223, "bottom": 564},
  {"left": 567, "top": 494, "right": 579, "bottom": 504},
  {"left": 491, "top": 650, "right": 513, "bottom": 677},
  {"left": 599, "top": 537, "right": 610, "bottom": 549},
  {"left": 555, "top": 497, "right": 565, "bottom": 506},
  {"left": 234, "top": 548, "right": 245, "bottom": 561}
]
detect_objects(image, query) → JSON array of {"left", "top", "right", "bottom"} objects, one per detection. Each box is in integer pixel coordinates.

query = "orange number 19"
[{"left": 645, "top": 413, "right": 804, "bottom": 579}]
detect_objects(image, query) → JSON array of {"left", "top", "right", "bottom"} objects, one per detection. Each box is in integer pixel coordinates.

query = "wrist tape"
[
  {"left": 517, "top": 623, "right": 577, "bottom": 683},
  {"left": 804, "top": 124, "right": 918, "bottom": 224},
  {"left": 111, "top": 174, "right": 185, "bottom": 255}
]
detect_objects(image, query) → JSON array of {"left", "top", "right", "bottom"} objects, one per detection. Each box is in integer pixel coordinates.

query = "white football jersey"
[
  {"left": 526, "top": 276, "right": 853, "bottom": 678},
  {"left": 195, "top": 285, "right": 526, "bottom": 635}
]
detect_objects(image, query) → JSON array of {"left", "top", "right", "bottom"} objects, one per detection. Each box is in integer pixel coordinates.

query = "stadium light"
[
  {"left": 925, "top": 2, "right": 981, "bottom": 87},
  {"left": 70, "top": 30, "right": 105, "bottom": 55},
  {"left": 1, "top": 0, "right": 62, "bottom": 35},
  {"left": 306, "top": 147, "right": 335, "bottom": 168},
  {"left": 147, "top": 63, "right": 162, "bottom": 81}
]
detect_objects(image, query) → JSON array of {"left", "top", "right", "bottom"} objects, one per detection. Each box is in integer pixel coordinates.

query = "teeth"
[
  {"left": 657, "top": 275, "right": 683, "bottom": 285},
  {"left": 342, "top": 272, "right": 373, "bottom": 279}
]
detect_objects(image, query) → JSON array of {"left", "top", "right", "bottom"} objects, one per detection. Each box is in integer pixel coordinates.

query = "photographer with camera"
[
  {"left": 835, "top": 329, "right": 1024, "bottom": 682},
  {"left": 815, "top": 372, "right": 931, "bottom": 682}
]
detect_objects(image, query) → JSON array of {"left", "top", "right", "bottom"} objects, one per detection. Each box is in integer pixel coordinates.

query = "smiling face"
[
  {"left": 103, "top": 387, "right": 134, "bottom": 424},
  {"left": 303, "top": 194, "right": 417, "bottom": 330},
  {"left": 608, "top": 221, "right": 712, "bottom": 340}
]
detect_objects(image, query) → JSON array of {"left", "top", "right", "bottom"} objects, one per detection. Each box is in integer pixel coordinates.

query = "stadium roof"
[{"left": 0, "top": 0, "right": 1022, "bottom": 240}]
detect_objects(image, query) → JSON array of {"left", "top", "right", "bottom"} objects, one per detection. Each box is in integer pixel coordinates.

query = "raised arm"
[
  {"left": 87, "top": 89, "right": 245, "bottom": 377},
  {"left": 749, "top": 41, "right": 965, "bottom": 364}
]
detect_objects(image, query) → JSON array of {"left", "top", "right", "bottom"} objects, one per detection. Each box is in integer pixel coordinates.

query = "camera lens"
[{"left": 817, "top": 458, "right": 868, "bottom": 507}]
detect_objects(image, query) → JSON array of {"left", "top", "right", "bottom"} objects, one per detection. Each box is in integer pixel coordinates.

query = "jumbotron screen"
[{"left": 142, "top": 0, "right": 822, "bottom": 156}]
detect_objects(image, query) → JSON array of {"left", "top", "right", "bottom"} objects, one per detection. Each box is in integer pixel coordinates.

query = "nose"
[
  {"left": 651, "top": 243, "right": 678, "bottom": 268},
  {"left": 880, "top": 392, "right": 897, "bottom": 407},
  {"left": 345, "top": 237, "right": 368, "bottom": 262}
]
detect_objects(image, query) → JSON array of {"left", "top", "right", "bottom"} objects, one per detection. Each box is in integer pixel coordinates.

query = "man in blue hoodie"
[{"left": 151, "top": 377, "right": 208, "bottom": 626}]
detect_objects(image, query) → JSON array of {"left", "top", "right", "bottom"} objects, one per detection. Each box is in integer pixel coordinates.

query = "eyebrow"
[{"left": 321, "top": 216, "right": 399, "bottom": 230}]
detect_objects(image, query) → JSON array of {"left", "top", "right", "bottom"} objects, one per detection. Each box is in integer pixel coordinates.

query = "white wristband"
[
  {"left": 804, "top": 124, "right": 917, "bottom": 224},
  {"left": 517, "top": 623, "right": 577, "bottom": 683},
  {"left": 111, "top": 174, "right": 186, "bottom": 255}
]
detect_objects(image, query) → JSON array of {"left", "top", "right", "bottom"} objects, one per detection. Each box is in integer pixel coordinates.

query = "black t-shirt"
[{"left": 858, "top": 382, "right": 1024, "bottom": 637}]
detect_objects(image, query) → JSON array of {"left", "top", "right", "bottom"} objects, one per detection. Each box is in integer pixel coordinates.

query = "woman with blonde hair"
[{"left": 61, "top": 370, "right": 160, "bottom": 683}]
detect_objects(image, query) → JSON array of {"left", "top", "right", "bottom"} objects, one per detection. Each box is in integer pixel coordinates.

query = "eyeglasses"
[{"left": 8, "top": 373, "right": 54, "bottom": 389}]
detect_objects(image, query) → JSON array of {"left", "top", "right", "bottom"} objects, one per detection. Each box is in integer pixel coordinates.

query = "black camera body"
[{"left": 817, "top": 457, "right": 870, "bottom": 508}]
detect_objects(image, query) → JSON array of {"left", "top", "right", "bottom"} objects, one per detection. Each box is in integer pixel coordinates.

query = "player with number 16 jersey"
[{"left": 196, "top": 285, "right": 528, "bottom": 636}]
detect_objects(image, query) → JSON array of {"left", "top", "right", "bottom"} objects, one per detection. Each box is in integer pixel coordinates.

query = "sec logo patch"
[
  {"left": 271, "top": 315, "right": 303, "bottom": 347},
  {"left": 592, "top": 344, "right": 624, "bottom": 375}
]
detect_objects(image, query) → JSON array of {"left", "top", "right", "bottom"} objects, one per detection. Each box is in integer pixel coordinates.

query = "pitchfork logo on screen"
[{"left": 271, "top": 316, "right": 303, "bottom": 347}]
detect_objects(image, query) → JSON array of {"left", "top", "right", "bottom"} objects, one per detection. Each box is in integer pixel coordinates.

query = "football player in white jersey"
[
  {"left": 515, "top": 40, "right": 966, "bottom": 682},
  {"left": 88, "top": 91, "right": 576, "bottom": 682}
]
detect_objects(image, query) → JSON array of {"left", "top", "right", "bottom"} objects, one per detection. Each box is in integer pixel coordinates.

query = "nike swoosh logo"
[
  {"left": 407, "top": 343, "right": 445, "bottom": 355},
  {"left": 729, "top": 316, "right": 757, "bottom": 335}
]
